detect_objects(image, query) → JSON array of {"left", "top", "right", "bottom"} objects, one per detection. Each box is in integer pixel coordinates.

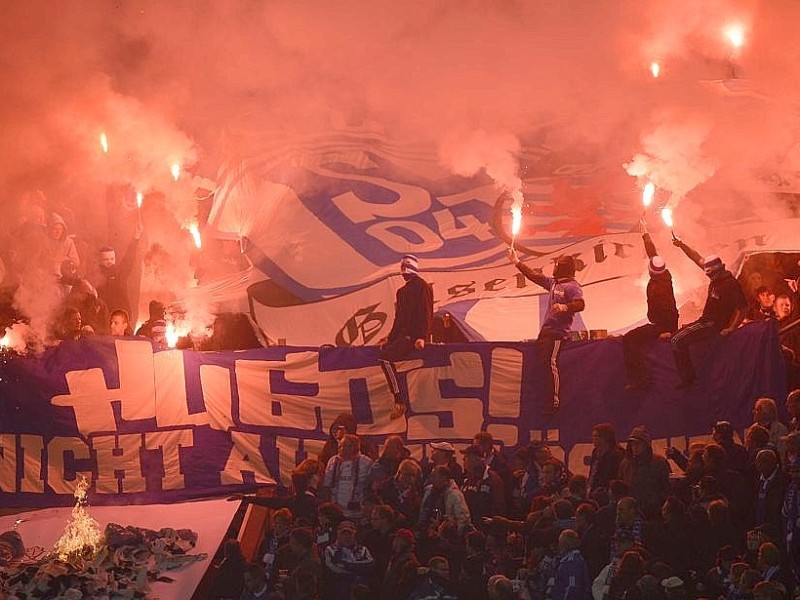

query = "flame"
[
  {"left": 511, "top": 207, "right": 522, "bottom": 236},
  {"left": 165, "top": 320, "right": 191, "bottom": 349},
  {"left": 642, "top": 182, "right": 655, "bottom": 207},
  {"left": 171, "top": 163, "right": 181, "bottom": 182},
  {"left": 509, "top": 188, "right": 524, "bottom": 239},
  {"left": 54, "top": 475, "right": 102, "bottom": 562},
  {"left": 650, "top": 62, "right": 660, "bottom": 78},
  {"left": 136, "top": 191, "right": 143, "bottom": 208},
  {"left": 0, "top": 324, "right": 28, "bottom": 353},
  {"left": 724, "top": 24, "right": 745, "bottom": 49},
  {"left": 188, "top": 222, "right": 202, "bottom": 249},
  {"left": 660, "top": 206, "right": 674, "bottom": 228},
  {"left": 99, "top": 133, "right": 108, "bottom": 154},
  {"left": 165, "top": 322, "right": 180, "bottom": 348}
]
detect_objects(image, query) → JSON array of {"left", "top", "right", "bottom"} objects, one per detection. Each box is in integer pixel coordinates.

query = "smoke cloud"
[{"left": 1, "top": 0, "right": 799, "bottom": 344}]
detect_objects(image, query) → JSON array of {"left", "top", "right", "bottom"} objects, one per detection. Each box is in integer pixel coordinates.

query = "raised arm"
[
  {"left": 672, "top": 236, "right": 704, "bottom": 269},
  {"left": 508, "top": 248, "right": 551, "bottom": 290},
  {"left": 639, "top": 219, "right": 657, "bottom": 259}
]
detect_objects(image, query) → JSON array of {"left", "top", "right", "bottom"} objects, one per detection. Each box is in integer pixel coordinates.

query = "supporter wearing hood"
[
  {"left": 318, "top": 412, "right": 377, "bottom": 466},
  {"left": 618, "top": 426, "right": 671, "bottom": 519},
  {"left": 670, "top": 238, "right": 748, "bottom": 388},
  {"left": 45, "top": 213, "right": 80, "bottom": 278},
  {"left": 622, "top": 220, "right": 678, "bottom": 390}
]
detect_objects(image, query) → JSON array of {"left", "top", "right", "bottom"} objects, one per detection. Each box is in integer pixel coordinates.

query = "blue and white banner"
[
  {"left": 0, "top": 321, "right": 785, "bottom": 506},
  {"left": 207, "top": 127, "right": 800, "bottom": 345}
]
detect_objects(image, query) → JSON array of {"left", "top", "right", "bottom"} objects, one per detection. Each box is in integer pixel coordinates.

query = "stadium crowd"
[{"left": 204, "top": 391, "right": 800, "bottom": 600}]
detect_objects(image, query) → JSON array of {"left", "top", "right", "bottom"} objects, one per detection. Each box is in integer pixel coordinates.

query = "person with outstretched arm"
[
  {"left": 670, "top": 235, "right": 748, "bottom": 388},
  {"left": 622, "top": 220, "right": 679, "bottom": 390},
  {"left": 507, "top": 248, "right": 585, "bottom": 414}
]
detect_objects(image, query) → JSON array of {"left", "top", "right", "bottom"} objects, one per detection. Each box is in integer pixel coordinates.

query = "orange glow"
[
  {"left": 660, "top": 206, "right": 674, "bottom": 228},
  {"left": 724, "top": 24, "right": 745, "bottom": 49},
  {"left": 650, "top": 62, "right": 660, "bottom": 78},
  {"left": 642, "top": 182, "right": 655, "bottom": 207},
  {"left": 511, "top": 207, "right": 522, "bottom": 236},
  {"left": 188, "top": 222, "right": 202, "bottom": 249}
]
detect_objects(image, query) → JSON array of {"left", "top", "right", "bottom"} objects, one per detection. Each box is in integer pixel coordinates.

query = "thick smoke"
[{"left": 1, "top": 0, "right": 799, "bottom": 344}]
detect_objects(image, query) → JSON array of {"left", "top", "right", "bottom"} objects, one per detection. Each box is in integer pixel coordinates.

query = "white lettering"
[{"left": 93, "top": 434, "right": 146, "bottom": 494}]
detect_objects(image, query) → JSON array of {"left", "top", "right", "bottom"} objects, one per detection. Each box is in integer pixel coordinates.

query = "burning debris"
[{"left": 0, "top": 476, "right": 207, "bottom": 597}]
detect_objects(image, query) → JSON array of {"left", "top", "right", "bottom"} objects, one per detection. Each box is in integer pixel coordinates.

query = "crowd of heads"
[
  {"left": 206, "top": 390, "right": 800, "bottom": 599},
  {"left": 0, "top": 197, "right": 147, "bottom": 346}
]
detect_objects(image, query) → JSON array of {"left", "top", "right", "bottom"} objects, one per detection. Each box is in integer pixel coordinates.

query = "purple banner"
[{"left": 0, "top": 321, "right": 786, "bottom": 507}]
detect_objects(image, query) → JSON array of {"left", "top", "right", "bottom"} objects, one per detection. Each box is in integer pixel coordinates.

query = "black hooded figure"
[
  {"left": 670, "top": 237, "right": 747, "bottom": 388},
  {"left": 378, "top": 254, "right": 433, "bottom": 419},
  {"left": 622, "top": 221, "right": 678, "bottom": 391}
]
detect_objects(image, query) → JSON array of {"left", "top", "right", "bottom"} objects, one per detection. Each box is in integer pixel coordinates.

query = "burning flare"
[
  {"left": 642, "top": 182, "right": 655, "bottom": 208},
  {"left": 165, "top": 322, "right": 180, "bottom": 349},
  {"left": 136, "top": 191, "right": 144, "bottom": 208},
  {"left": 724, "top": 24, "right": 745, "bottom": 50},
  {"left": 171, "top": 163, "right": 181, "bottom": 182},
  {"left": 54, "top": 475, "right": 103, "bottom": 562},
  {"left": 509, "top": 189, "right": 524, "bottom": 241},
  {"left": 99, "top": 133, "right": 108, "bottom": 154},
  {"left": 511, "top": 206, "right": 522, "bottom": 237},
  {"left": 660, "top": 206, "right": 674, "bottom": 228},
  {"left": 187, "top": 222, "right": 202, "bottom": 249},
  {"left": 650, "top": 62, "right": 660, "bottom": 78}
]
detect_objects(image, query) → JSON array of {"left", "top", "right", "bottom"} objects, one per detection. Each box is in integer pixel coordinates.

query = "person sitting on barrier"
[
  {"left": 623, "top": 219, "right": 679, "bottom": 391},
  {"left": 378, "top": 254, "right": 434, "bottom": 420},
  {"left": 507, "top": 248, "right": 585, "bottom": 414},
  {"left": 670, "top": 236, "right": 747, "bottom": 389}
]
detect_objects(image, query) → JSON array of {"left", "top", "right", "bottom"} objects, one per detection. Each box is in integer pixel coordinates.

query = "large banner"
[
  {"left": 0, "top": 321, "right": 786, "bottom": 507},
  {"left": 207, "top": 124, "right": 800, "bottom": 345}
]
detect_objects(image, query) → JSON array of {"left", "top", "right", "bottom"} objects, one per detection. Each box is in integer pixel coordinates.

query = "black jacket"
[
  {"left": 96, "top": 237, "right": 139, "bottom": 315},
  {"left": 642, "top": 233, "right": 678, "bottom": 331},
  {"left": 702, "top": 270, "right": 747, "bottom": 328},
  {"left": 588, "top": 445, "right": 625, "bottom": 492},
  {"left": 387, "top": 274, "right": 433, "bottom": 344}
]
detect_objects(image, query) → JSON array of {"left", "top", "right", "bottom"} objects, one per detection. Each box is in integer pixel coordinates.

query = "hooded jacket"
[
  {"left": 45, "top": 213, "right": 80, "bottom": 277},
  {"left": 618, "top": 426, "right": 671, "bottom": 518},
  {"left": 642, "top": 233, "right": 678, "bottom": 332}
]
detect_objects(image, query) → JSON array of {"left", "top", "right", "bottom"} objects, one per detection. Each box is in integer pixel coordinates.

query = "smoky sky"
[{"left": 1, "top": 0, "right": 799, "bottom": 335}]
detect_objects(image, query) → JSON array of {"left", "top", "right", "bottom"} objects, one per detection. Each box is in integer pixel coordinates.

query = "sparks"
[
  {"left": 171, "top": 163, "right": 181, "bottom": 182},
  {"left": 188, "top": 222, "right": 202, "bottom": 249},
  {"left": 650, "top": 62, "right": 660, "bottom": 78},
  {"left": 136, "top": 191, "right": 143, "bottom": 208},
  {"left": 660, "top": 206, "right": 674, "bottom": 228},
  {"left": 642, "top": 182, "right": 655, "bottom": 208},
  {"left": 724, "top": 24, "right": 745, "bottom": 50},
  {"left": 165, "top": 322, "right": 180, "bottom": 349},
  {"left": 99, "top": 133, "right": 108, "bottom": 154}
]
